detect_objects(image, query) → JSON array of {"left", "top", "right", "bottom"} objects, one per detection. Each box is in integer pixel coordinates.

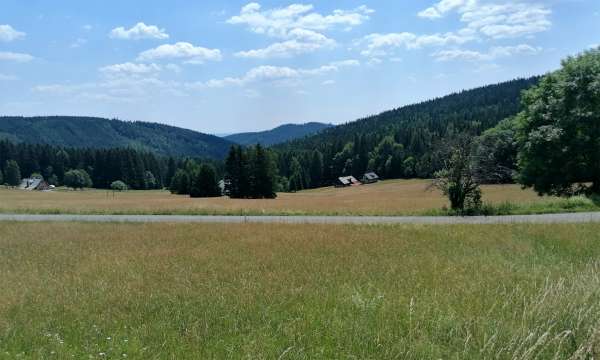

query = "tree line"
[
  {"left": 432, "top": 47, "right": 600, "bottom": 213},
  {"left": 273, "top": 77, "right": 540, "bottom": 191},
  {"left": 0, "top": 140, "right": 192, "bottom": 190}
]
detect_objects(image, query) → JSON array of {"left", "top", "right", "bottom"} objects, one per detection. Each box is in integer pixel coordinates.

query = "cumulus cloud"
[
  {"left": 199, "top": 60, "right": 359, "bottom": 88},
  {"left": 229, "top": 3, "right": 373, "bottom": 59},
  {"left": 235, "top": 29, "right": 335, "bottom": 58},
  {"left": 0, "top": 24, "right": 26, "bottom": 42},
  {"left": 418, "top": 0, "right": 477, "bottom": 19},
  {"left": 359, "top": 1, "right": 550, "bottom": 59},
  {"left": 0, "top": 51, "right": 34, "bottom": 62},
  {"left": 228, "top": 3, "right": 373, "bottom": 38},
  {"left": 418, "top": 0, "right": 552, "bottom": 39},
  {"left": 360, "top": 29, "right": 476, "bottom": 57},
  {"left": 137, "top": 42, "right": 222, "bottom": 63},
  {"left": 99, "top": 62, "right": 162, "bottom": 76},
  {"left": 432, "top": 44, "right": 541, "bottom": 61},
  {"left": 109, "top": 22, "right": 169, "bottom": 40}
]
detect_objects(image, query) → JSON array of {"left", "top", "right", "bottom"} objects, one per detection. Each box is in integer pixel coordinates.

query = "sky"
[{"left": 0, "top": 0, "right": 598, "bottom": 134}]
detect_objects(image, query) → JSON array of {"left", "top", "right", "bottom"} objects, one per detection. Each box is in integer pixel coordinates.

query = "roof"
[
  {"left": 19, "top": 178, "right": 42, "bottom": 191},
  {"left": 338, "top": 176, "right": 360, "bottom": 185},
  {"left": 363, "top": 172, "right": 379, "bottom": 180}
]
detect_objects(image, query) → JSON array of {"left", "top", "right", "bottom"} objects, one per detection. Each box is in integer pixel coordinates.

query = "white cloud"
[
  {"left": 0, "top": 24, "right": 26, "bottom": 42},
  {"left": 359, "top": 1, "right": 550, "bottom": 58},
  {"left": 360, "top": 29, "right": 475, "bottom": 57},
  {"left": 0, "top": 51, "right": 34, "bottom": 62},
  {"left": 418, "top": 1, "right": 552, "bottom": 39},
  {"left": 200, "top": 59, "right": 359, "bottom": 88},
  {"left": 109, "top": 22, "right": 169, "bottom": 40},
  {"left": 137, "top": 42, "right": 222, "bottom": 63},
  {"left": 99, "top": 62, "right": 162, "bottom": 76},
  {"left": 322, "top": 80, "right": 335, "bottom": 86},
  {"left": 227, "top": 3, "right": 373, "bottom": 38},
  {"left": 235, "top": 29, "right": 335, "bottom": 58},
  {"left": 83, "top": 25, "right": 93, "bottom": 31},
  {"left": 432, "top": 44, "right": 541, "bottom": 61},
  {"left": 418, "top": 0, "right": 477, "bottom": 19},
  {"left": 165, "top": 63, "right": 183, "bottom": 73}
]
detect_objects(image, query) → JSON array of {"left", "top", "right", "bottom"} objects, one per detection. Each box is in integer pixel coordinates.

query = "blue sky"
[{"left": 0, "top": 0, "right": 598, "bottom": 134}]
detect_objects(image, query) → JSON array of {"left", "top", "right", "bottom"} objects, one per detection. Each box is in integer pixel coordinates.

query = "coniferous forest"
[
  {"left": 273, "top": 77, "right": 539, "bottom": 190},
  {"left": 0, "top": 76, "right": 540, "bottom": 195}
]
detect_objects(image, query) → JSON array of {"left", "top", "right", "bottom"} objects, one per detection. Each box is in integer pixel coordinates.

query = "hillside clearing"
[
  {"left": 1, "top": 222, "right": 600, "bottom": 358},
  {"left": 0, "top": 179, "right": 583, "bottom": 216}
]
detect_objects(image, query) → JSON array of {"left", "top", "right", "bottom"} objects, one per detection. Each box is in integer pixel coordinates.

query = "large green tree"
[
  {"left": 190, "top": 164, "right": 221, "bottom": 198},
  {"left": 63, "top": 169, "right": 93, "bottom": 190},
  {"left": 517, "top": 48, "right": 600, "bottom": 196},
  {"left": 170, "top": 169, "right": 190, "bottom": 195},
  {"left": 4, "top": 160, "right": 21, "bottom": 187},
  {"left": 250, "top": 144, "right": 277, "bottom": 199}
]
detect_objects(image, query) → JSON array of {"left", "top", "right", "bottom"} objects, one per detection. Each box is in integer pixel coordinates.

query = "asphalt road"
[{"left": 0, "top": 212, "right": 599, "bottom": 224}]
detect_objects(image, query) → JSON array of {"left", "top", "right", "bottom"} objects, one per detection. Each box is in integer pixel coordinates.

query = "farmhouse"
[
  {"left": 361, "top": 172, "right": 380, "bottom": 184},
  {"left": 335, "top": 176, "right": 361, "bottom": 187},
  {"left": 19, "top": 177, "right": 51, "bottom": 191}
]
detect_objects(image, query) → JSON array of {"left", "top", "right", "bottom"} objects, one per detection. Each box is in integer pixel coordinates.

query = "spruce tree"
[
  {"left": 190, "top": 164, "right": 221, "bottom": 198},
  {"left": 170, "top": 169, "right": 190, "bottom": 195},
  {"left": 309, "top": 150, "right": 324, "bottom": 188},
  {"left": 4, "top": 160, "right": 21, "bottom": 187},
  {"left": 251, "top": 144, "right": 276, "bottom": 199}
]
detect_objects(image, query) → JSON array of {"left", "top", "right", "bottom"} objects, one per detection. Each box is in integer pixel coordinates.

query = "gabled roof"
[
  {"left": 363, "top": 172, "right": 379, "bottom": 180},
  {"left": 338, "top": 176, "right": 360, "bottom": 185},
  {"left": 19, "top": 178, "right": 42, "bottom": 190}
]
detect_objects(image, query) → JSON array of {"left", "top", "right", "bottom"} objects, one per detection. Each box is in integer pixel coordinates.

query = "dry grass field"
[
  {"left": 1, "top": 222, "right": 600, "bottom": 358},
  {"left": 0, "top": 179, "right": 566, "bottom": 216}
]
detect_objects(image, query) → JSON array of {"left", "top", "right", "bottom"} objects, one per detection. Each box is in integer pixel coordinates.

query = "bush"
[
  {"left": 63, "top": 169, "right": 93, "bottom": 190},
  {"left": 110, "top": 180, "right": 128, "bottom": 192}
]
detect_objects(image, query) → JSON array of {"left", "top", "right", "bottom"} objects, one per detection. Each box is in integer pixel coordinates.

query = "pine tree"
[
  {"left": 190, "top": 164, "right": 221, "bottom": 198},
  {"left": 4, "top": 160, "right": 21, "bottom": 187},
  {"left": 166, "top": 157, "right": 177, "bottom": 188},
  {"left": 288, "top": 157, "right": 304, "bottom": 192},
  {"left": 309, "top": 150, "right": 324, "bottom": 188},
  {"left": 170, "top": 169, "right": 190, "bottom": 195},
  {"left": 251, "top": 144, "right": 276, "bottom": 199}
]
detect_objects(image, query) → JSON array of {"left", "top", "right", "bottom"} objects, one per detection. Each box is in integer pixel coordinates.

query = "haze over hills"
[
  {"left": 225, "top": 122, "right": 333, "bottom": 146},
  {"left": 0, "top": 116, "right": 234, "bottom": 159}
]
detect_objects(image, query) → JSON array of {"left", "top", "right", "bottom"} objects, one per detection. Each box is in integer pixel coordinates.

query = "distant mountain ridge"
[
  {"left": 225, "top": 122, "right": 333, "bottom": 146},
  {"left": 0, "top": 116, "right": 234, "bottom": 159}
]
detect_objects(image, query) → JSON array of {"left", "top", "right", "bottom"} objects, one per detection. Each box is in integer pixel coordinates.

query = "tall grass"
[{"left": 1, "top": 222, "right": 600, "bottom": 358}]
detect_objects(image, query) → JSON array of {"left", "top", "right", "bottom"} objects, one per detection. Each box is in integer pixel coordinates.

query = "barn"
[
  {"left": 335, "top": 176, "right": 361, "bottom": 187},
  {"left": 361, "top": 172, "right": 380, "bottom": 184},
  {"left": 19, "top": 177, "right": 51, "bottom": 191}
]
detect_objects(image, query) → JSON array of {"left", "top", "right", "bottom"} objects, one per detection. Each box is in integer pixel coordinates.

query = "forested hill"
[
  {"left": 0, "top": 116, "right": 234, "bottom": 159},
  {"left": 225, "top": 122, "right": 332, "bottom": 146},
  {"left": 275, "top": 76, "right": 540, "bottom": 190}
]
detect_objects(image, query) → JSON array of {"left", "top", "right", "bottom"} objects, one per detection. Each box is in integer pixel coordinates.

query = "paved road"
[{"left": 0, "top": 212, "right": 599, "bottom": 224}]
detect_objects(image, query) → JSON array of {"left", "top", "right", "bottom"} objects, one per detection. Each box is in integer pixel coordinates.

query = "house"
[
  {"left": 19, "top": 177, "right": 51, "bottom": 191},
  {"left": 361, "top": 172, "right": 380, "bottom": 184},
  {"left": 335, "top": 176, "right": 361, "bottom": 187}
]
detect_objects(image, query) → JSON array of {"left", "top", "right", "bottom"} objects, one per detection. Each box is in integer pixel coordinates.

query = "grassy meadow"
[
  {"left": 1, "top": 222, "right": 600, "bottom": 358},
  {"left": 2, "top": 179, "right": 596, "bottom": 216}
]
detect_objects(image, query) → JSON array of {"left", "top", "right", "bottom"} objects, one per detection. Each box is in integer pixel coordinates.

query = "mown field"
[
  {"left": 1, "top": 222, "right": 600, "bottom": 358},
  {"left": 1, "top": 179, "right": 592, "bottom": 216}
]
